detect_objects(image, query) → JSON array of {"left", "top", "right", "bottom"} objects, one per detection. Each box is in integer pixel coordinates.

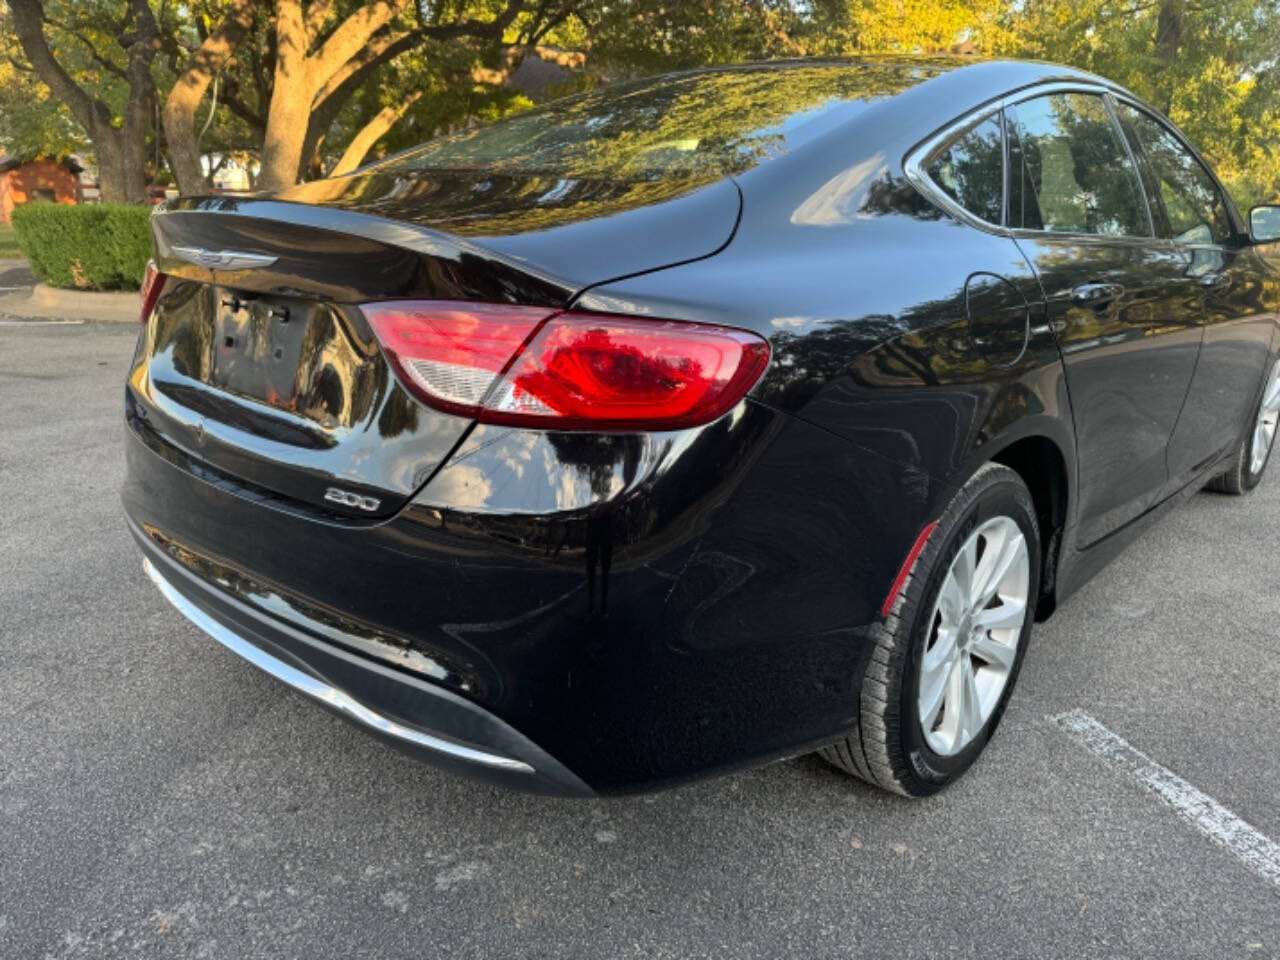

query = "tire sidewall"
[{"left": 898, "top": 474, "right": 1041, "bottom": 789}]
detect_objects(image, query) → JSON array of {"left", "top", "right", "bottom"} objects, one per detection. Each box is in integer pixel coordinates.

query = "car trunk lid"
[{"left": 134, "top": 173, "right": 739, "bottom": 519}]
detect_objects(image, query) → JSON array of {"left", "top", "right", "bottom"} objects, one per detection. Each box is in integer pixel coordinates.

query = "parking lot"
[{"left": 3, "top": 320, "right": 1278, "bottom": 958}]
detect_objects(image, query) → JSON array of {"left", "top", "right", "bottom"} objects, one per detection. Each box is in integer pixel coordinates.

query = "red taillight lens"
[
  {"left": 140, "top": 260, "right": 166, "bottom": 324},
  {"left": 488, "top": 314, "right": 770, "bottom": 429},
  {"left": 362, "top": 301, "right": 770, "bottom": 431}
]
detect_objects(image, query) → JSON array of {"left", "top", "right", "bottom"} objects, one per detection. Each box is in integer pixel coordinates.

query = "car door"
[
  {"left": 1112, "top": 100, "right": 1277, "bottom": 487},
  {"left": 1005, "top": 90, "right": 1204, "bottom": 547}
]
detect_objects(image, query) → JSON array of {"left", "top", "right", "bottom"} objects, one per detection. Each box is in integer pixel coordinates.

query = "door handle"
[
  {"left": 1071, "top": 282, "right": 1124, "bottom": 307},
  {"left": 1198, "top": 272, "right": 1231, "bottom": 293}
]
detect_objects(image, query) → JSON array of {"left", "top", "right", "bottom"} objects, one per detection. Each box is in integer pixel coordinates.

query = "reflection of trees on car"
[{"left": 386, "top": 63, "right": 949, "bottom": 181}]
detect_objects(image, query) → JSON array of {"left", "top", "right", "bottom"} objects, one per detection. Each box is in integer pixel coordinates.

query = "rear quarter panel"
[{"left": 577, "top": 69, "right": 1078, "bottom": 580}]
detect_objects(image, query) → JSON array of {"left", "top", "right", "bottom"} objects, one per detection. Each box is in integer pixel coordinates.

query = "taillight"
[
  {"left": 362, "top": 301, "right": 770, "bottom": 431},
  {"left": 140, "top": 260, "right": 166, "bottom": 324},
  {"left": 363, "top": 302, "right": 555, "bottom": 418},
  {"left": 489, "top": 314, "right": 770, "bottom": 429}
]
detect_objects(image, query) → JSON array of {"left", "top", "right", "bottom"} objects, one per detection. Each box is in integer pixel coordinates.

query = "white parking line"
[
  {"left": 0, "top": 321, "right": 87, "bottom": 327},
  {"left": 1053, "top": 708, "right": 1280, "bottom": 891}
]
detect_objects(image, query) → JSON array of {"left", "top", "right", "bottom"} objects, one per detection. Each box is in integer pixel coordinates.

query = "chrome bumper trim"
[{"left": 142, "top": 557, "right": 535, "bottom": 774}]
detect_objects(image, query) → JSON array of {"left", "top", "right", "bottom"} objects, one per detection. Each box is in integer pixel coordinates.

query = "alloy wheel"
[
  {"left": 1251, "top": 359, "right": 1280, "bottom": 476},
  {"left": 917, "top": 516, "right": 1030, "bottom": 757}
]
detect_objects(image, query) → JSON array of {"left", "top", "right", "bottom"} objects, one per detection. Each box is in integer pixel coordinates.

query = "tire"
[
  {"left": 820, "top": 462, "right": 1041, "bottom": 797},
  {"left": 1207, "top": 357, "right": 1280, "bottom": 495}
]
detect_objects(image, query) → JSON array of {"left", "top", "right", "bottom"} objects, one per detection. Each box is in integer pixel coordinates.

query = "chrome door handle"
[
  {"left": 1198, "top": 272, "right": 1231, "bottom": 292},
  {"left": 1071, "top": 282, "right": 1124, "bottom": 307}
]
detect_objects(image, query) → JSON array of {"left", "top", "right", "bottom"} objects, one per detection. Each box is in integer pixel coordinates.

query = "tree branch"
[
  {"left": 309, "top": 0, "right": 411, "bottom": 92},
  {"left": 220, "top": 78, "right": 267, "bottom": 132},
  {"left": 301, "top": 26, "right": 417, "bottom": 173},
  {"left": 43, "top": 17, "right": 131, "bottom": 80},
  {"left": 305, "top": 0, "right": 337, "bottom": 44},
  {"left": 7, "top": 0, "right": 106, "bottom": 134},
  {"left": 332, "top": 89, "right": 422, "bottom": 175},
  {"left": 312, "top": 26, "right": 416, "bottom": 111}
]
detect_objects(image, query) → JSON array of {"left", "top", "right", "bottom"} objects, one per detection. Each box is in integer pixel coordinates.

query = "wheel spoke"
[
  {"left": 953, "top": 535, "right": 978, "bottom": 600},
  {"left": 940, "top": 656, "right": 966, "bottom": 746},
  {"left": 960, "top": 658, "right": 983, "bottom": 741},
  {"left": 918, "top": 648, "right": 951, "bottom": 730},
  {"left": 936, "top": 574, "right": 966, "bottom": 625},
  {"left": 973, "top": 597, "right": 1027, "bottom": 633},
  {"left": 970, "top": 633, "right": 1017, "bottom": 671},
  {"left": 971, "top": 527, "right": 1024, "bottom": 608}
]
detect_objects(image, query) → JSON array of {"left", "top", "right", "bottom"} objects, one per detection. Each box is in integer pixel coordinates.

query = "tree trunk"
[
  {"left": 94, "top": 133, "right": 129, "bottom": 205},
  {"left": 1154, "top": 1, "right": 1182, "bottom": 113},
  {"left": 164, "top": 0, "right": 257, "bottom": 195},
  {"left": 258, "top": 0, "right": 314, "bottom": 192},
  {"left": 259, "top": 75, "right": 316, "bottom": 191},
  {"left": 258, "top": 0, "right": 412, "bottom": 192},
  {"left": 331, "top": 91, "right": 422, "bottom": 175},
  {"left": 120, "top": 1, "right": 160, "bottom": 204}
]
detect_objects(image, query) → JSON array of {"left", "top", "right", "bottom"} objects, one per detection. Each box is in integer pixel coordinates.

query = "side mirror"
[{"left": 1249, "top": 204, "right": 1280, "bottom": 242}]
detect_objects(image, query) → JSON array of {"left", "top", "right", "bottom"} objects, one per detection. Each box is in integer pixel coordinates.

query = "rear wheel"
[
  {"left": 820, "top": 463, "right": 1040, "bottom": 797},
  {"left": 1208, "top": 357, "right": 1280, "bottom": 495}
]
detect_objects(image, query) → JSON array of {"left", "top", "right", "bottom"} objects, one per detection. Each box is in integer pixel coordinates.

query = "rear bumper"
[
  {"left": 123, "top": 376, "right": 936, "bottom": 792},
  {"left": 134, "top": 530, "right": 594, "bottom": 796}
]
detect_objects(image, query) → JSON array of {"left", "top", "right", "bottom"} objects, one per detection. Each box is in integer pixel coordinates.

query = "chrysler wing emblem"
[{"left": 171, "top": 246, "right": 278, "bottom": 270}]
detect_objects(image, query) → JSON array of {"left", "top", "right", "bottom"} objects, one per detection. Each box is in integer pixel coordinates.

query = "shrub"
[{"left": 12, "top": 203, "right": 153, "bottom": 290}]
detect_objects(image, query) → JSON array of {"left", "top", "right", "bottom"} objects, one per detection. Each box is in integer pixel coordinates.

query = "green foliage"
[
  {"left": 1013, "top": 0, "right": 1280, "bottom": 207},
  {"left": 0, "top": 2, "right": 124, "bottom": 160},
  {"left": 5, "top": 0, "right": 1280, "bottom": 208},
  {"left": 12, "top": 204, "right": 153, "bottom": 290}
]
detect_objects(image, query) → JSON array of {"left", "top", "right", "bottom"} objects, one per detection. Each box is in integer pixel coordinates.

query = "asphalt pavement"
[
  {"left": 2, "top": 321, "right": 1278, "bottom": 959},
  {"left": 0, "top": 258, "right": 35, "bottom": 293}
]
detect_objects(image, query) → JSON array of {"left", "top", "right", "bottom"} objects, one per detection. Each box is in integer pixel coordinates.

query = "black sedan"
[{"left": 124, "top": 58, "right": 1280, "bottom": 797}]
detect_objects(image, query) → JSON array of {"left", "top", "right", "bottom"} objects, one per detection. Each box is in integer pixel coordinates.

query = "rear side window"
[
  {"left": 1005, "top": 93, "right": 1150, "bottom": 237},
  {"left": 924, "top": 113, "right": 1004, "bottom": 224},
  {"left": 1114, "top": 103, "right": 1232, "bottom": 245}
]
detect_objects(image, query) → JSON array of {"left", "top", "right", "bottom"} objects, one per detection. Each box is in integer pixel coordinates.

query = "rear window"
[
  {"left": 379, "top": 63, "right": 943, "bottom": 181},
  {"left": 925, "top": 112, "right": 1004, "bottom": 224}
]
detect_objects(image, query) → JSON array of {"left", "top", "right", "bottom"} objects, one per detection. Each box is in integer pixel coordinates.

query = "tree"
[
  {"left": 163, "top": 0, "right": 258, "bottom": 195},
  {"left": 0, "top": 26, "right": 89, "bottom": 159},
  {"left": 172, "top": 1, "right": 585, "bottom": 192},
  {"left": 324, "top": 40, "right": 560, "bottom": 176},
  {"left": 1014, "top": 0, "right": 1280, "bottom": 206},
  {"left": 7, "top": 0, "right": 1280, "bottom": 207},
  {"left": 6, "top": 0, "right": 164, "bottom": 203},
  {"left": 255, "top": 0, "right": 410, "bottom": 190}
]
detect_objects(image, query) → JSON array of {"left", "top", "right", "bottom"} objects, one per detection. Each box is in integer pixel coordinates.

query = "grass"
[{"left": 0, "top": 223, "right": 23, "bottom": 258}]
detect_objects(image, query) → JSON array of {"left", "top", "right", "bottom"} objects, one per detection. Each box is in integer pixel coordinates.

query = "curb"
[{"left": 0, "top": 282, "right": 139, "bottom": 324}]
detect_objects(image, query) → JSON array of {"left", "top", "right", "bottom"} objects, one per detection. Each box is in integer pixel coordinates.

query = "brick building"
[{"left": 0, "top": 155, "right": 84, "bottom": 224}]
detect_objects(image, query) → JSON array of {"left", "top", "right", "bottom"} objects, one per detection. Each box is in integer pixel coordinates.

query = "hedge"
[{"left": 12, "top": 203, "right": 153, "bottom": 290}]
